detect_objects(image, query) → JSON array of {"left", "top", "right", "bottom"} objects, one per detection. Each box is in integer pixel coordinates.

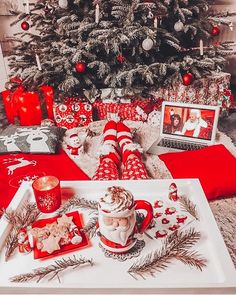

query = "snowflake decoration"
[{"left": 38, "top": 194, "right": 55, "bottom": 211}]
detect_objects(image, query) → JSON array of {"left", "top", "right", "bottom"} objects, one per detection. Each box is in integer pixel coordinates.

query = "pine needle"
[
  {"left": 179, "top": 195, "right": 199, "bottom": 221},
  {"left": 10, "top": 256, "right": 93, "bottom": 283},
  {"left": 128, "top": 228, "right": 207, "bottom": 279},
  {"left": 57, "top": 196, "right": 98, "bottom": 215}
]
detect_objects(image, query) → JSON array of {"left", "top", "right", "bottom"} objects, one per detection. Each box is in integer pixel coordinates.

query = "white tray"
[{"left": 0, "top": 179, "right": 235, "bottom": 294}]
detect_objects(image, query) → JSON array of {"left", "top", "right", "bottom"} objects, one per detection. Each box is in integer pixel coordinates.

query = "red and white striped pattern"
[
  {"left": 117, "top": 122, "right": 142, "bottom": 163},
  {"left": 98, "top": 121, "right": 120, "bottom": 165}
]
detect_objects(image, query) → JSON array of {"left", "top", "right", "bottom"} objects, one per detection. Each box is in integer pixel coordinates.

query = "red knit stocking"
[
  {"left": 92, "top": 159, "right": 119, "bottom": 180},
  {"left": 122, "top": 155, "right": 149, "bottom": 180}
]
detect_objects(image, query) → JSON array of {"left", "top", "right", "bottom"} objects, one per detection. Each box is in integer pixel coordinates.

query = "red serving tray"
[{"left": 32, "top": 211, "right": 89, "bottom": 260}]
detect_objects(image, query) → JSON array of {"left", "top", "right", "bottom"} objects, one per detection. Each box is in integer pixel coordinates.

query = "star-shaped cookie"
[
  {"left": 57, "top": 214, "right": 74, "bottom": 227},
  {"left": 41, "top": 234, "right": 60, "bottom": 254}
]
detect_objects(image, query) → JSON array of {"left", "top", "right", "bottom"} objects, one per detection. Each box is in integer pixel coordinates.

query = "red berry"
[
  {"left": 75, "top": 62, "right": 86, "bottom": 73},
  {"left": 21, "top": 21, "right": 30, "bottom": 31}
]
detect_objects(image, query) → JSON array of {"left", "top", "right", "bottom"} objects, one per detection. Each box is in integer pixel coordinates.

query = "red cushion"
[
  {"left": 0, "top": 149, "right": 90, "bottom": 210},
  {"left": 159, "top": 144, "right": 236, "bottom": 200}
]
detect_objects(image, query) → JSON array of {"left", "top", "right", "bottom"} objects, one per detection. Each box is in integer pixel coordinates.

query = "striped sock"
[
  {"left": 98, "top": 121, "right": 120, "bottom": 165},
  {"left": 117, "top": 122, "right": 143, "bottom": 163}
]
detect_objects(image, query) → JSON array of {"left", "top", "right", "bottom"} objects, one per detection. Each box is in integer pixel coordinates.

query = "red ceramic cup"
[{"left": 32, "top": 176, "right": 61, "bottom": 213}]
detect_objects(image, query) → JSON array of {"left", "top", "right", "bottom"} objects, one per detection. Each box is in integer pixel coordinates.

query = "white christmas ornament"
[
  {"left": 142, "top": 38, "right": 154, "bottom": 51},
  {"left": 174, "top": 20, "right": 184, "bottom": 32},
  {"left": 58, "top": 0, "right": 68, "bottom": 9}
]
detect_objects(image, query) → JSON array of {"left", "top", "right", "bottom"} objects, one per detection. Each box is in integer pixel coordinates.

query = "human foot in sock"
[
  {"left": 117, "top": 122, "right": 143, "bottom": 163},
  {"left": 99, "top": 121, "right": 120, "bottom": 165}
]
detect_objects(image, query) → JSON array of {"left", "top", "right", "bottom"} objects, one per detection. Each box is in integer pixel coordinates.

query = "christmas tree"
[{"left": 7, "top": 0, "right": 235, "bottom": 101}]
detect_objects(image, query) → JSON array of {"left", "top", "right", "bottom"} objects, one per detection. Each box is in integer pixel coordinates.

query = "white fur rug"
[{"left": 63, "top": 120, "right": 236, "bottom": 267}]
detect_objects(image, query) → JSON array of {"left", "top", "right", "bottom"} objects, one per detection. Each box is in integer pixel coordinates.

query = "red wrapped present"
[
  {"left": 54, "top": 98, "right": 93, "bottom": 129},
  {"left": 93, "top": 99, "right": 154, "bottom": 122},
  {"left": 1, "top": 79, "right": 54, "bottom": 126},
  {"left": 150, "top": 72, "right": 231, "bottom": 115}
]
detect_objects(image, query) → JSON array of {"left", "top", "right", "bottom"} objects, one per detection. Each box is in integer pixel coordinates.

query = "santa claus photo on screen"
[{"left": 182, "top": 109, "right": 207, "bottom": 138}]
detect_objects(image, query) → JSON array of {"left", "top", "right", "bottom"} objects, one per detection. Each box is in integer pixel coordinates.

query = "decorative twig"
[
  {"left": 127, "top": 228, "right": 207, "bottom": 280},
  {"left": 58, "top": 196, "right": 98, "bottom": 215},
  {"left": 3, "top": 202, "right": 41, "bottom": 261},
  {"left": 179, "top": 195, "right": 199, "bottom": 221},
  {"left": 83, "top": 217, "right": 98, "bottom": 239},
  {"left": 10, "top": 255, "right": 93, "bottom": 283}
]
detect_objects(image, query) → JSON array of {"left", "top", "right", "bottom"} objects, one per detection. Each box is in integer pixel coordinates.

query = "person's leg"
[
  {"left": 92, "top": 158, "right": 119, "bottom": 180},
  {"left": 117, "top": 122, "right": 142, "bottom": 163},
  {"left": 92, "top": 120, "right": 120, "bottom": 180},
  {"left": 116, "top": 122, "right": 149, "bottom": 180},
  {"left": 122, "top": 154, "right": 149, "bottom": 180}
]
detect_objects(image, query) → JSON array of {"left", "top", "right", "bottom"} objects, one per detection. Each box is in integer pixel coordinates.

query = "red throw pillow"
[
  {"left": 159, "top": 144, "right": 236, "bottom": 200},
  {"left": 0, "top": 149, "right": 90, "bottom": 210}
]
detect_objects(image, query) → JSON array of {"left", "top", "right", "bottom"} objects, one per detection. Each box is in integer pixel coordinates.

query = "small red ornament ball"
[
  {"left": 182, "top": 72, "right": 193, "bottom": 86},
  {"left": 211, "top": 26, "right": 220, "bottom": 36},
  {"left": 117, "top": 54, "right": 125, "bottom": 63},
  {"left": 75, "top": 62, "right": 86, "bottom": 73},
  {"left": 21, "top": 21, "right": 30, "bottom": 31}
]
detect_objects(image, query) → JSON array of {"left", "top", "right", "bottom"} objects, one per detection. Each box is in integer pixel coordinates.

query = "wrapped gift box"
[
  {"left": 54, "top": 98, "right": 93, "bottom": 129},
  {"left": 150, "top": 72, "right": 232, "bottom": 115},
  {"left": 93, "top": 99, "right": 154, "bottom": 122}
]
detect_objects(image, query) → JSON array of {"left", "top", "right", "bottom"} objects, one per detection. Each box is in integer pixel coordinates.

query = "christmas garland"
[
  {"left": 10, "top": 255, "right": 93, "bottom": 283},
  {"left": 128, "top": 228, "right": 207, "bottom": 280}
]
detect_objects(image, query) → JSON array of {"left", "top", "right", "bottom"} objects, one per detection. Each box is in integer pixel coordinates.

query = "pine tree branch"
[
  {"left": 128, "top": 228, "right": 206, "bottom": 279},
  {"left": 10, "top": 256, "right": 93, "bottom": 283},
  {"left": 57, "top": 197, "right": 98, "bottom": 215}
]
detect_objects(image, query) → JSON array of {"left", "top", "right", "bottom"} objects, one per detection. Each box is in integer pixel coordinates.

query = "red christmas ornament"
[
  {"left": 211, "top": 26, "right": 220, "bottom": 36},
  {"left": 117, "top": 54, "right": 125, "bottom": 63},
  {"left": 75, "top": 62, "right": 86, "bottom": 73},
  {"left": 182, "top": 72, "right": 193, "bottom": 86},
  {"left": 21, "top": 21, "right": 30, "bottom": 31}
]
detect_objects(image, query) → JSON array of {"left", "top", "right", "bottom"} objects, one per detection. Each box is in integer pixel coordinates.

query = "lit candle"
[
  {"left": 32, "top": 176, "right": 61, "bottom": 213},
  {"left": 35, "top": 54, "right": 42, "bottom": 71},
  {"left": 24, "top": 0, "right": 30, "bottom": 14},
  {"left": 95, "top": 4, "right": 100, "bottom": 24},
  {"left": 200, "top": 39, "right": 203, "bottom": 56},
  {"left": 154, "top": 17, "right": 158, "bottom": 29}
]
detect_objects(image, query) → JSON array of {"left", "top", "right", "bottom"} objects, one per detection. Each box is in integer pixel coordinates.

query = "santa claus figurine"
[
  {"left": 168, "top": 183, "right": 178, "bottom": 201},
  {"left": 63, "top": 129, "right": 87, "bottom": 156},
  {"left": 17, "top": 228, "right": 32, "bottom": 254}
]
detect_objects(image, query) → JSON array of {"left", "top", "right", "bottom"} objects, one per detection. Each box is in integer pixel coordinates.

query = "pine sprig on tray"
[
  {"left": 10, "top": 256, "right": 93, "bottom": 283},
  {"left": 127, "top": 228, "right": 207, "bottom": 280},
  {"left": 57, "top": 196, "right": 98, "bottom": 215},
  {"left": 83, "top": 217, "right": 98, "bottom": 239},
  {"left": 179, "top": 195, "right": 199, "bottom": 221},
  {"left": 3, "top": 202, "right": 41, "bottom": 261}
]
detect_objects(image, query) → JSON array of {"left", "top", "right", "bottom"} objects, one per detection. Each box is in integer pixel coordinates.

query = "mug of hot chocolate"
[{"left": 97, "top": 186, "right": 153, "bottom": 253}]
